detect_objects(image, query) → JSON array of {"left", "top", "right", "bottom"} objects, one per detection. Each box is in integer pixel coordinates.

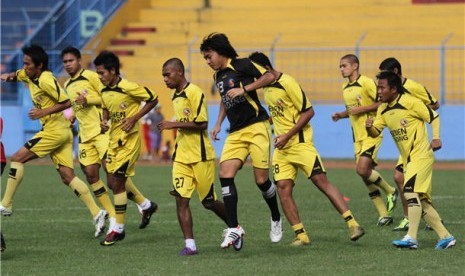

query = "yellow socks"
[
  {"left": 367, "top": 188, "right": 389, "bottom": 217},
  {"left": 421, "top": 200, "right": 451, "bottom": 239},
  {"left": 69, "top": 177, "right": 100, "bottom": 217},
  {"left": 113, "top": 192, "right": 127, "bottom": 225},
  {"left": 125, "top": 178, "right": 145, "bottom": 205},
  {"left": 91, "top": 179, "right": 116, "bottom": 218},
  {"left": 342, "top": 210, "right": 359, "bottom": 228},
  {"left": 1, "top": 162, "right": 24, "bottom": 208},
  {"left": 292, "top": 223, "right": 310, "bottom": 245},
  {"left": 369, "top": 170, "right": 396, "bottom": 195},
  {"left": 404, "top": 192, "right": 421, "bottom": 240}
]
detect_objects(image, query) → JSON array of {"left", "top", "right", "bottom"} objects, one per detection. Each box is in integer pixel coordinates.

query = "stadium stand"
[{"left": 91, "top": 0, "right": 463, "bottom": 110}]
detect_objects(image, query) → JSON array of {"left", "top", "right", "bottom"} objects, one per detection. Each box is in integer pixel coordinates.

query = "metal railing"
[
  {"left": 187, "top": 38, "right": 464, "bottom": 105},
  {"left": 1, "top": 0, "right": 126, "bottom": 105}
]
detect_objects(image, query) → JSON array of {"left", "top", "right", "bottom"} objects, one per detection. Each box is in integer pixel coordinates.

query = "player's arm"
[
  {"left": 158, "top": 120, "right": 207, "bottom": 131},
  {"left": 75, "top": 91, "right": 102, "bottom": 107},
  {"left": 226, "top": 71, "right": 275, "bottom": 99},
  {"left": 122, "top": 99, "right": 158, "bottom": 133},
  {"left": 413, "top": 102, "right": 442, "bottom": 151},
  {"left": 332, "top": 110, "right": 349, "bottom": 121},
  {"left": 101, "top": 108, "right": 110, "bottom": 133},
  {"left": 274, "top": 107, "right": 313, "bottom": 149},
  {"left": 28, "top": 100, "right": 71, "bottom": 120},
  {"left": 349, "top": 101, "right": 381, "bottom": 116},
  {"left": 0, "top": 72, "right": 17, "bottom": 82},
  {"left": 365, "top": 108, "right": 385, "bottom": 137},
  {"left": 210, "top": 101, "right": 226, "bottom": 141}
]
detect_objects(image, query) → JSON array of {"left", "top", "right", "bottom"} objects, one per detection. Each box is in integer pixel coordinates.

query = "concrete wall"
[{"left": 2, "top": 105, "right": 464, "bottom": 160}]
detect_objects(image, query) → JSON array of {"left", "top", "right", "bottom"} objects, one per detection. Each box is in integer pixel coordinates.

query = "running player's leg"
[
  {"left": 357, "top": 156, "right": 392, "bottom": 224},
  {"left": 0, "top": 146, "right": 36, "bottom": 213}
]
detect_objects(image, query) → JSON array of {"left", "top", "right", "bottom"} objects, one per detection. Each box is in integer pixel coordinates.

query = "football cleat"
[
  {"left": 377, "top": 216, "right": 393, "bottom": 226},
  {"left": 386, "top": 189, "right": 399, "bottom": 216},
  {"left": 1, "top": 233, "right": 5, "bottom": 252},
  {"left": 179, "top": 247, "right": 199, "bottom": 256},
  {"left": 435, "top": 236, "right": 456, "bottom": 250},
  {"left": 100, "top": 230, "right": 125, "bottom": 246},
  {"left": 270, "top": 218, "right": 283, "bottom": 243},
  {"left": 349, "top": 225, "right": 365, "bottom": 241},
  {"left": 0, "top": 204, "right": 12, "bottom": 216},
  {"left": 392, "top": 235, "right": 418, "bottom": 249},
  {"left": 393, "top": 217, "right": 409, "bottom": 231},
  {"left": 221, "top": 226, "right": 245, "bottom": 250},
  {"left": 291, "top": 236, "right": 311, "bottom": 246},
  {"left": 94, "top": 209, "right": 109, "bottom": 238},
  {"left": 139, "top": 201, "right": 158, "bottom": 229}
]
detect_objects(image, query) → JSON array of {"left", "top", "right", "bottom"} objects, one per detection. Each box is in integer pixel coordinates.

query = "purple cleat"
[{"left": 179, "top": 247, "right": 199, "bottom": 256}]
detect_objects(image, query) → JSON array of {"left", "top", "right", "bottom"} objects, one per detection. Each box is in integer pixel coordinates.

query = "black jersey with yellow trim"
[{"left": 214, "top": 58, "right": 269, "bottom": 132}]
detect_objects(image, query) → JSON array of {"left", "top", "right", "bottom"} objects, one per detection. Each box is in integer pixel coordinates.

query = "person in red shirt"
[{"left": 1, "top": 117, "right": 6, "bottom": 252}]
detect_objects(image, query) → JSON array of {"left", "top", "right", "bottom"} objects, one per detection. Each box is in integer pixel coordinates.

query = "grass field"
[{"left": 1, "top": 163, "right": 463, "bottom": 275}]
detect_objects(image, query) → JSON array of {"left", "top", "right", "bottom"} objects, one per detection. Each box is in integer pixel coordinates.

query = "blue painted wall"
[
  {"left": 2, "top": 105, "right": 464, "bottom": 160},
  {"left": 207, "top": 104, "right": 464, "bottom": 161}
]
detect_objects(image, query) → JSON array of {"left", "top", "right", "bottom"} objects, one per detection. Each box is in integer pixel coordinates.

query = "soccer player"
[
  {"left": 249, "top": 52, "right": 365, "bottom": 245},
  {"left": 61, "top": 46, "right": 112, "bottom": 236},
  {"left": 332, "top": 54, "right": 398, "bottom": 226},
  {"left": 158, "top": 58, "right": 227, "bottom": 256},
  {"left": 366, "top": 71, "right": 456, "bottom": 249},
  {"left": 200, "top": 33, "right": 282, "bottom": 250},
  {"left": 0, "top": 44, "right": 107, "bottom": 236},
  {"left": 94, "top": 51, "right": 159, "bottom": 246},
  {"left": 378, "top": 57, "right": 440, "bottom": 231}
]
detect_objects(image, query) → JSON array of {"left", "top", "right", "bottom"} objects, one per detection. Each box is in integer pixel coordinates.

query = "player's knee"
[
  {"left": 356, "top": 166, "right": 370, "bottom": 179},
  {"left": 201, "top": 198, "right": 215, "bottom": 210},
  {"left": 393, "top": 172, "right": 404, "bottom": 187}
]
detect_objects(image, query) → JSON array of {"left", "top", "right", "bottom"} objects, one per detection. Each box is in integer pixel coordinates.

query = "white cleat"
[
  {"left": 270, "top": 218, "right": 283, "bottom": 243},
  {"left": 94, "top": 210, "right": 109, "bottom": 238},
  {"left": 0, "top": 204, "right": 12, "bottom": 216},
  {"left": 221, "top": 226, "right": 245, "bottom": 250}
]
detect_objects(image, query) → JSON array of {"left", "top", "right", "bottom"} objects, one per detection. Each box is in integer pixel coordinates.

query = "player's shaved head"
[
  {"left": 340, "top": 54, "right": 359, "bottom": 65},
  {"left": 163, "top": 57, "right": 185, "bottom": 74}
]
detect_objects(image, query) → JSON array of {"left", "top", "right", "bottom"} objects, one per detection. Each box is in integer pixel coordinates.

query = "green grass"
[{"left": 1, "top": 163, "right": 464, "bottom": 275}]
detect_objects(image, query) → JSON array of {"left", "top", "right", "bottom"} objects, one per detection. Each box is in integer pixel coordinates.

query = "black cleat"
[{"left": 139, "top": 201, "right": 158, "bottom": 229}]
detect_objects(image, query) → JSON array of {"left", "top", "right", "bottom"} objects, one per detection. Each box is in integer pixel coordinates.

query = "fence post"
[
  {"left": 440, "top": 33, "right": 453, "bottom": 105},
  {"left": 270, "top": 33, "right": 281, "bottom": 66},
  {"left": 186, "top": 36, "right": 198, "bottom": 80},
  {"left": 355, "top": 32, "right": 367, "bottom": 57}
]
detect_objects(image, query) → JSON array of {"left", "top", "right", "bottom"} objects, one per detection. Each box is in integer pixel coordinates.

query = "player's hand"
[
  {"left": 349, "top": 106, "right": 363, "bottom": 115},
  {"left": 226, "top": 87, "right": 244, "bottom": 99},
  {"left": 430, "top": 139, "right": 442, "bottom": 151},
  {"left": 331, "top": 112, "right": 341, "bottom": 122},
  {"left": 1, "top": 73, "right": 10, "bottom": 82},
  {"left": 121, "top": 116, "right": 137, "bottom": 132},
  {"left": 100, "top": 120, "right": 109, "bottom": 134},
  {"left": 274, "top": 134, "right": 290, "bottom": 149},
  {"left": 210, "top": 124, "right": 221, "bottom": 141},
  {"left": 28, "top": 108, "right": 44, "bottom": 120},
  {"left": 365, "top": 116, "right": 374, "bottom": 128},
  {"left": 75, "top": 90, "right": 88, "bottom": 106}
]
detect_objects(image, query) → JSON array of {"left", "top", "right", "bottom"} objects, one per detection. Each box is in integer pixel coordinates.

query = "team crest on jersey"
[
  {"left": 183, "top": 107, "right": 191, "bottom": 116},
  {"left": 276, "top": 98, "right": 284, "bottom": 106},
  {"left": 400, "top": 118, "right": 408, "bottom": 127},
  {"left": 356, "top": 94, "right": 362, "bottom": 101},
  {"left": 35, "top": 95, "right": 43, "bottom": 103},
  {"left": 228, "top": 79, "right": 235, "bottom": 88},
  {"left": 119, "top": 102, "right": 128, "bottom": 110}
]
